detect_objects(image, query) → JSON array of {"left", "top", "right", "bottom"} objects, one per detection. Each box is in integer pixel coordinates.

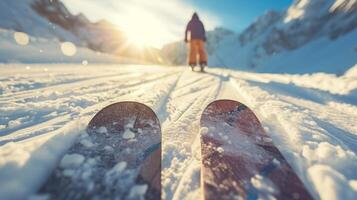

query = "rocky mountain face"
[
  {"left": 241, "top": 0, "right": 357, "bottom": 56},
  {"left": 31, "top": 0, "right": 129, "bottom": 53},
  {"left": 162, "top": 0, "right": 357, "bottom": 72}
]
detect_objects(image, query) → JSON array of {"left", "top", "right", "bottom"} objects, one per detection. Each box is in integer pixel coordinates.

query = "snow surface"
[{"left": 0, "top": 64, "right": 357, "bottom": 200}]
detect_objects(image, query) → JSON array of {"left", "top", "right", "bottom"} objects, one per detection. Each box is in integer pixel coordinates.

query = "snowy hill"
[
  {"left": 0, "top": 64, "right": 357, "bottom": 199},
  {"left": 0, "top": 0, "right": 162, "bottom": 63},
  {"left": 0, "top": 28, "right": 148, "bottom": 64},
  {"left": 0, "top": 0, "right": 121, "bottom": 48},
  {"left": 163, "top": 0, "right": 357, "bottom": 74}
]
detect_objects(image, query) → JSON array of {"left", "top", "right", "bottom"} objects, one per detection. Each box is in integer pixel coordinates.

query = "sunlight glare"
[{"left": 123, "top": 7, "right": 168, "bottom": 48}]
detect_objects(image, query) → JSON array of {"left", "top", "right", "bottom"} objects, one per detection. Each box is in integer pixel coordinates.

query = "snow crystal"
[
  {"left": 82, "top": 158, "right": 97, "bottom": 171},
  {"left": 251, "top": 174, "right": 276, "bottom": 194},
  {"left": 80, "top": 139, "right": 94, "bottom": 148},
  {"left": 262, "top": 137, "right": 273, "bottom": 143},
  {"left": 200, "top": 127, "right": 209, "bottom": 135},
  {"left": 106, "top": 161, "right": 127, "bottom": 177},
  {"left": 62, "top": 169, "right": 75, "bottom": 177},
  {"left": 124, "top": 121, "right": 135, "bottom": 129},
  {"left": 128, "top": 139, "right": 138, "bottom": 143},
  {"left": 104, "top": 145, "right": 114, "bottom": 153},
  {"left": 81, "top": 170, "right": 92, "bottom": 180},
  {"left": 272, "top": 159, "right": 280, "bottom": 166},
  {"left": 59, "top": 154, "right": 85, "bottom": 169},
  {"left": 96, "top": 126, "right": 108, "bottom": 134},
  {"left": 128, "top": 184, "right": 148, "bottom": 198},
  {"left": 85, "top": 158, "right": 97, "bottom": 167},
  {"left": 216, "top": 147, "right": 224, "bottom": 154},
  {"left": 138, "top": 128, "right": 143, "bottom": 134},
  {"left": 123, "top": 129, "right": 136, "bottom": 139}
]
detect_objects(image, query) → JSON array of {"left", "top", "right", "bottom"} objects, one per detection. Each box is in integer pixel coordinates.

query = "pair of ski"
[{"left": 38, "top": 100, "right": 313, "bottom": 200}]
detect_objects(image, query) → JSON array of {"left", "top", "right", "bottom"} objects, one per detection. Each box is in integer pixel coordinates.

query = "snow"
[
  {"left": 59, "top": 154, "right": 85, "bottom": 169},
  {"left": 123, "top": 129, "right": 136, "bottom": 140},
  {"left": 251, "top": 174, "right": 276, "bottom": 196},
  {"left": 106, "top": 161, "right": 127, "bottom": 177},
  {"left": 308, "top": 165, "right": 357, "bottom": 200},
  {"left": 165, "top": 0, "right": 357, "bottom": 75},
  {"left": 128, "top": 184, "right": 148, "bottom": 199},
  {"left": 0, "top": 64, "right": 356, "bottom": 200},
  {"left": 0, "top": 28, "right": 141, "bottom": 64},
  {"left": 79, "top": 138, "right": 94, "bottom": 148},
  {"left": 96, "top": 127, "right": 108, "bottom": 134}
]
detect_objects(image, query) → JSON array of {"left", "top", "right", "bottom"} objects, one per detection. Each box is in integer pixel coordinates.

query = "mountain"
[
  {"left": 0, "top": 0, "right": 162, "bottom": 63},
  {"left": 162, "top": 0, "right": 357, "bottom": 74}
]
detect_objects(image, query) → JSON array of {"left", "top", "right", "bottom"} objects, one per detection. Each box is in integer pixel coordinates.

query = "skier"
[{"left": 185, "top": 12, "right": 208, "bottom": 72}]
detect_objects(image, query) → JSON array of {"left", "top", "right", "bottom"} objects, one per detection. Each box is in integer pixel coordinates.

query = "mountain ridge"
[
  {"left": 162, "top": 0, "right": 357, "bottom": 74},
  {"left": 0, "top": 0, "right": 163, "bottom": 63}
]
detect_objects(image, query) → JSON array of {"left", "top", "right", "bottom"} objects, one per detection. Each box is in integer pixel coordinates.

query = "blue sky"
[
  {"left": 63, "top": 0, "right": 293, "bottom": 47},
  {"left": 186, "top": 0, "right": 293, "bottom": 32}
]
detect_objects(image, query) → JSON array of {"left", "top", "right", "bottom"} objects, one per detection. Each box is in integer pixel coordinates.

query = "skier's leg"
[
  {"left": 189, "top": 40, "right": 198, "bottom": 69},
  {"left": 198, "top": 40, "right": 208, "bottom": 72}
]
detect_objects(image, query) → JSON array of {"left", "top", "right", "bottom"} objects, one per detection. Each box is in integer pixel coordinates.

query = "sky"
[{"left": 62, "top": 0, "right": 293, "bottom": 48}]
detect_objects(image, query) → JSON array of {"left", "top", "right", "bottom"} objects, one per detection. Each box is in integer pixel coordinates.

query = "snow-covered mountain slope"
[
  {"left": 0, "top": 0, "right": 162, "bottom": 62},
  {"left": 0, "top": 64, "right": 356, "bottom": 199},
  {"left": 0, "top": 28, "right": 144, "bottom": 64},
  {"left": 0, "top": 0, "right": 78, "bottom": 43},
  {"left": 0, "top": 0, "right": 116, "bottom": 47},
  {"left": 163, "top": 0, "right": 357, "bottom": 74}
]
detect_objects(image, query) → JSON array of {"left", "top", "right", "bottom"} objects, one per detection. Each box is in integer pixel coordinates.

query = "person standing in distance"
[{"left": 185, "top": 12, "right": 208, "bottom": 72}]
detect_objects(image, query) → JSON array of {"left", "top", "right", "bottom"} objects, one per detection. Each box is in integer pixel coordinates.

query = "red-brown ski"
[
  {"left": 200, "top": 100, "right": 313, "bottom": 200},
  {"left": 39, "top": 102, "right": 161, "bottom": 200}
]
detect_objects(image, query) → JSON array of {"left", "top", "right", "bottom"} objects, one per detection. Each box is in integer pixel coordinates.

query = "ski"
[
  {"left": 200, "top": 100, "right": 313, "bottom": 200},
  {"left": 38, "top": 102, "right": 161, "bottom": 200}
]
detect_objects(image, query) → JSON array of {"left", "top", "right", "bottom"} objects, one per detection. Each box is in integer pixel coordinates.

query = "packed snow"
[{"left": 0, "top": 64, "right": 357, "bottom": 200}]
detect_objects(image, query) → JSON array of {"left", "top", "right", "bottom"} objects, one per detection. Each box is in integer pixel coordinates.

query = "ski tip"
[{"left": 87, "top": 101, "right": 160, "bottom": 133}]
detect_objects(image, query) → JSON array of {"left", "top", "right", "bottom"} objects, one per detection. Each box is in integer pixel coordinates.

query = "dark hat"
[{"left": 192, "top": 12, "right": 199, "bottom": 19}]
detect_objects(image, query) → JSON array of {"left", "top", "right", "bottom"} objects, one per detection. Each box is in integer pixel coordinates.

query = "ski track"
[{"left": 0, "top": 64, "right": 357, "bottom": 200}]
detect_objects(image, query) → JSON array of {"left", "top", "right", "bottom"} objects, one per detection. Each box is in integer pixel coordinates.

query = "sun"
[
  {"left": 121, "top": 7, "right": 168, "bottom": 48},
  {"left": 126, "top": 26, "right": 152, "bottom": 48}
]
